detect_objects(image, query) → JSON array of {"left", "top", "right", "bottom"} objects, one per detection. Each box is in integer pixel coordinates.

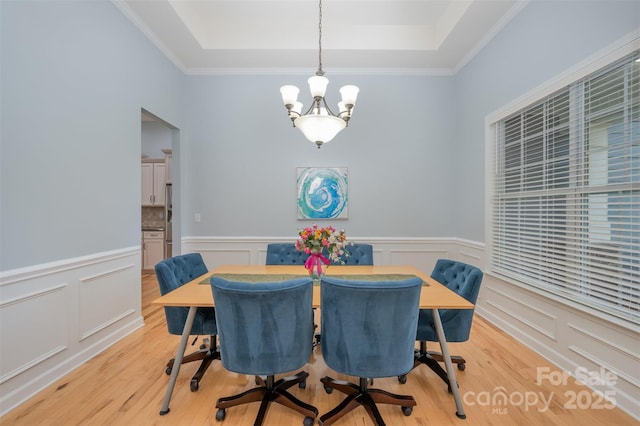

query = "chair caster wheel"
[
  {"left": 298, "top": 380, "right": 306, "bottom": 389},
  {"left": 401, "top": 406, "right": 413, "bottom": 416},
  {"left": 323, "top": 384, "right": 333, "bottom": 394},
  {"left": 165, "top": 367, "right": 172, "bottom": 375},
  {"left": 458, "top": 363, "right": 466, "bottom": 371},
  {"left": 368, "top": 378, "right": 374, "bottom": 385},
  {"left": 215, "top": 408, "right": 226, "bottom": 421},
  {"left": 398, "top": 374, "right": 407, "bottom": 384},
  {"left": 190, "top": 380, "right": 199, "bottom": 392},
  {"left": 255, "top": 376, "right": 261, "bottom": 385},
  {"left": 303, "top": 416, "right": 314, "bottom": 426}
]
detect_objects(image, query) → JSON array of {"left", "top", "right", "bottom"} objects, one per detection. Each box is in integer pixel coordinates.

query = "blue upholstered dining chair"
[
  {"left": 334, "top": 243, "right": 373, "bottom": 265},
  {"left": 265, "top": 242, "right": 374, "bottom": 347},
  {"left": 265, "top": 243, "right": 309, "bottom": 265},
  {"left": 319, "top": 275, "right": 423, "bottom": 425},
  {"left": 155, "top": 253, "right": 220, "bottom": 392},
  {"left": 265, "top": 242, "right": 324, "bottom": 347},
  {"left": 210, "top": 276, "right": 318, "bottom": 426},
  {"left": 399, "top": 259, "right": 483, "bottom": 387},
  {"left": 265, "top": 242, "right": 374, "bottom": 266}
]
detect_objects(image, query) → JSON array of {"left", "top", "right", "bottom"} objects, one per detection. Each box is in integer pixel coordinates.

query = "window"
[{"left": 490, "top": 51, "right": 639, "bottom": 325}]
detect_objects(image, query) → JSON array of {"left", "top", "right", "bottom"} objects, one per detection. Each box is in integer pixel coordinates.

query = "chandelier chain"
[{"left": 316, "top": 0, "right": 324, "bottom": 76}]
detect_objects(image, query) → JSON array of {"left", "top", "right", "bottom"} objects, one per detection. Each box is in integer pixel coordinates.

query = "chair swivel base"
[
  {"left": 215, "top": 371, "right": 318, "bottom": 426},
  {"left": 165, "top": 336, "right": 221, "bottom": 392},
  {"left": 319, "top": 376, "right": 416, "bottom": 426},
  {"left": 397, "top": 342, "right": 465, "bottom": 392},
  {"left": 428, "top": 351, "right": 466, "bottom": 370}
]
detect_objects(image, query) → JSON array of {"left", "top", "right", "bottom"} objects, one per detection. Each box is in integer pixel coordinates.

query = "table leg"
[
  {"left": 159, "top": 306, "right": 197, "bottom": 415},
  {"left": 432, "top": 308, "right": 466, "bottom": 419}
]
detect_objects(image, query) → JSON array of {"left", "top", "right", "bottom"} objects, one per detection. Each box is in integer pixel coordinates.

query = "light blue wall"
[
  {"left": 180, "top": 1, "right": 639, "bottom": 242},
  {"left": 1, "top": 0, "right": 637, "bottom": 270},
  {"left": 452, "top": 0, "right": 640, "bottom": 241},
  {"left": 0, "top": 0, "right": 184, "bottom": 270},
  {"left": 182, "top": 74, "right": 456, "bottom": 238}
]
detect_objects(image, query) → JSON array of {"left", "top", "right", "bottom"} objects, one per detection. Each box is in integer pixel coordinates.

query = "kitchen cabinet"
[
  {"left": 142, "top": 231, "right": 164, "bottom": 270},
  {"left": 141, "top": 162, "right": 166, "bottom": 206}
]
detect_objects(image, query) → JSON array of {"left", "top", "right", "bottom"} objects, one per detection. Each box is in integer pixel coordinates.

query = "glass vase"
[{"left": 305, "top": 250, "right": 328, "bottom": 280}]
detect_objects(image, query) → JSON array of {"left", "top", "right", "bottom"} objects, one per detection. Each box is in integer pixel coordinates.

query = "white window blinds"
[{"left": 490, "top": 51, "right": 639, "bottom": 324}]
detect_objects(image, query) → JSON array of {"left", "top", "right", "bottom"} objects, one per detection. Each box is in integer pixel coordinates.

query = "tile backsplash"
[{"left": 142, "top": 206, "right": 165, "bottom": 228}]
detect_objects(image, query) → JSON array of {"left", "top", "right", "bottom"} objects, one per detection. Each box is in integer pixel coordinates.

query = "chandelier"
[{"left": 280, "top": 0, "right": 359, "bottom": 149}]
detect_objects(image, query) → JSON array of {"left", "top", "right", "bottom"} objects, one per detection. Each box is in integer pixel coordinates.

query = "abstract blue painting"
[{"left": 297, "top": 167, "right": 348, "bottom": 219}]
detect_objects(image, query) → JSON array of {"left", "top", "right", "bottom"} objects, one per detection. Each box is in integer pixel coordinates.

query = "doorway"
[{"left": 141, "top": 109, "right": 180, "bottom": 269}]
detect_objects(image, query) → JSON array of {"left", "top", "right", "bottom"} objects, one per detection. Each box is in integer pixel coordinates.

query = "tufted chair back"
[
  {"left": 265, "top": 243, "right": 308, "bottom": 265},
  {"left": 416, "top": 259, "right": 483, "bottom": 342},
  {"left": 210, "top": 276, "right": 314, "bottom": 375},
  {"left": 337, "top": 243, "right": 374, "bottom": 265},
  {"left": 155, "top": 253, "right": 217, "bottom": 336},
  {"left": 266, "top": 242, "right": 374, "bottom": 266}
]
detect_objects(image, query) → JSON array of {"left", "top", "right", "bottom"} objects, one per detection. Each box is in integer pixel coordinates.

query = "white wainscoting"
[
  {"left": 2, "top": 239, "right": 636, "bottom": 420},
  {"left": 184, "top": 236, "right": 638, "bottom": 419},
  {"left": 478, "top": 274, "right": 640, "bottom": 420},
  {"left": 0, "top": 247, "right": 144, "bottom": 416},
  {"left": 181, "top": 236, "right": 480, "bottom": 274}
]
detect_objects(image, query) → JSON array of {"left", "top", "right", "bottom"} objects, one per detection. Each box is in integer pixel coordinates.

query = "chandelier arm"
[
  {"left": 320, "top": 97, "right": 339, "bottom": 118},
  {"left": 298, "top": 97, "right": 341, "bottom": 119},
  {"left": 300, "top": 105, "right": 315, "bottom": 116}
]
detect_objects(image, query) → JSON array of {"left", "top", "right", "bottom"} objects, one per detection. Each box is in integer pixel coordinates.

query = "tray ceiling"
[{"left": 115, "top": 0, "right": 526, "bottom": 74}]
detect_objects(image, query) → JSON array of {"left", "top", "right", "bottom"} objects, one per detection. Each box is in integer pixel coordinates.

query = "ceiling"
[{"left": 115, "top": 0, "right": 526, "bottom": 75}]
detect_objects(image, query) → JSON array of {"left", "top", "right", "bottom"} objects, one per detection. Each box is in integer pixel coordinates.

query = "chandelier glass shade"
[{"left": 280, "top": 0, "right": 359, "bottom": 149}]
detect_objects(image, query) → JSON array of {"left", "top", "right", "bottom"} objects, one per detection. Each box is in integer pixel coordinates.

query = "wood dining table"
[{"left": 152, "top": 264, "right": 473, "bottom": 419}]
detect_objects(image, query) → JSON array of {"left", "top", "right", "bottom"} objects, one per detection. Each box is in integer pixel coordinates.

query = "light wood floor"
[{"left": 2, "top": 273, "right": 637, "bottom": 426}]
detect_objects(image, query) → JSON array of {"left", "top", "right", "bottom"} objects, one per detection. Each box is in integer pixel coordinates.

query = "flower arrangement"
[
  {"left": 295, "top": 224, "right": 348, "bottom": 276},
  {"left": 296, "top": 224, "right": 348, "bottom": 262}
]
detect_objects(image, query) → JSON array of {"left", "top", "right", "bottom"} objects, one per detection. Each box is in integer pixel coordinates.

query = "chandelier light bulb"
[
  {"left": 280, "top": 85, "right": 299, "bottom": 107},
  {"left": 292, "top": 101, "right": 303, "bottom": 116},
  {"left": 339, "top": 85, "right": 359, "bottom": 107},
  {"left": 308, "top": 76, "right": 329, "bottom": 98}
]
